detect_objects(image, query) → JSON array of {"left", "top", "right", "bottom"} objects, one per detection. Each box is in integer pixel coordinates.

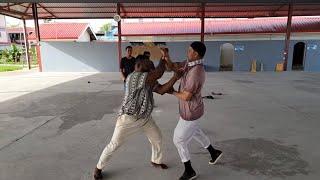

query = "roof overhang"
[{"left": 1, "top": 1, "right": 320, "bottom": 20}]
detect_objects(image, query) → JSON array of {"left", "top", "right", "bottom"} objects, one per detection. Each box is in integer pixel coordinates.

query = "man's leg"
[
  {"left": 191, "top": 122, "right": 223, "bottom": 165},
  {"left": 94, "top": 115, "right": 142, "bottom": 179},
  {"left": 142, "top": 117, "right": 168, "bottom": 169},
  {"left": 191, "top": 122, "right": 211, "bottom": 148},
  {"left": 96, "top": 128, "right": 125, "bottom": 170},
  {"left": 173, "top": 118, "right": 198, "bottom": 180}
]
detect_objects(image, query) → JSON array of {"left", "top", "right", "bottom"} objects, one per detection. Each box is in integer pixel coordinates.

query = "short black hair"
[
  {"left": 190, "top": 41, "right": 206, "bottom": 58},
  {"left": 136, "top": 54, "right": 146, "bottom": 61},
  {"left": 143, "top": 51, "right": 151, "bottom": 55},
  {"left": 135, "top": 58, "right": 151, "bottom": 72},
  {"left": 126, "top": 46, "right": 133, "bottom": 50}
]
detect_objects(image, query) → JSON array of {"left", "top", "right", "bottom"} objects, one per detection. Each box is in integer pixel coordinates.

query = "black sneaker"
[
  {"left": 209, "top": 149, "right": 223, "bottom": 165},
  {"left": 179, "top": 170, "right": 197, "bottom": 180},
  {"left": 93, "top": 167, "right": 102, "bottom": 180}
]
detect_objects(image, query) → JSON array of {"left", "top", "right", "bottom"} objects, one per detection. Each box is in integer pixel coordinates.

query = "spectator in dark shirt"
[{"left": 120, "top": 46, "right": 136, "bottom": 84}]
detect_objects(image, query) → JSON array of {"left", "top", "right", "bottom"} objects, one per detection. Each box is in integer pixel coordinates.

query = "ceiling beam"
[
  {"left": 38, "top": 3, "right": 57, "bottom": 18},
  {"left": 0, "top": 6, "right": 32, "bottom": 19}
]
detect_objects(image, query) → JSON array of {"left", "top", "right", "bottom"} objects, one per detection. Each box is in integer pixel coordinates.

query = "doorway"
[
  {"left": 292, "top": 42, "right": 306, "bottom": 71},
  {"left": 220, "top": 43, "right": 234, "bottom": 71}
]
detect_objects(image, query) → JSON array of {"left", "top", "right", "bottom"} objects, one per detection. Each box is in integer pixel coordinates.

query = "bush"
[
  {"left": 0, "top": 44, "right": 22, "bottom": 63},
  {"left": 29, "top": 46, "right": 38, "bottom": 64}
]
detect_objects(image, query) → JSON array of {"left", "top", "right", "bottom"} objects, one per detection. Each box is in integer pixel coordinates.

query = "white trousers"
[
  {"left": 173, "top": 117, "right": 211, "bottom": 162},
  {"left": 97, "top": 114, "right": 163, "bottom": 169}
]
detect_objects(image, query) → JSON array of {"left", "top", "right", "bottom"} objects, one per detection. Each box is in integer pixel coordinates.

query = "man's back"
[{"left": 119, "top": 72, "right": 154, "bottom": 119}]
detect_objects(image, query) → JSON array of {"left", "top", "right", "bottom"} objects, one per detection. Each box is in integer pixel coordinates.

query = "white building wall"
[
  {"left": 0, "top": 15, "right": 9, "bottom": 44},
  {"left": 124, "top": 33, "right": 320, "bottom": 42},
  {"left": 77, "top": 30, "right": 91, "bottom": 42},
  {"left": 0, "top": 15, "right": 6, "bottom": 28}
]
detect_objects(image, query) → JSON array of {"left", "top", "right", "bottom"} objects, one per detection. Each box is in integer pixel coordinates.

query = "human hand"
[
  {"left": 160, "top": 48, "right": 169, "bottom": 57},
  {"left": 163, "top": 55, "right": 172, "bottom": 61}
]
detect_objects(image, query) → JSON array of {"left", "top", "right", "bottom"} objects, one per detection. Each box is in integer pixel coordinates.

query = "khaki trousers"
[{"left": 97, "top": 114, "right": 163, "bottom": 169}]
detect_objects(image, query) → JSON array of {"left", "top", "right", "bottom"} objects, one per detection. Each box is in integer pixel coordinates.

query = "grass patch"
[{"left": 0, "top": 65, "right": 23, "bottom": 72}]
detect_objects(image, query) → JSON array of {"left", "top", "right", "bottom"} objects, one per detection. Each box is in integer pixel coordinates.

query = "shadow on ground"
[{"left": 0, "top": 73, "right": 124, "bottom": 140}]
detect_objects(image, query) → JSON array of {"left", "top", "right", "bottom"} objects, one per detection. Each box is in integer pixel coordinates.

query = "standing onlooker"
[{"left": 120, "top": 46, "right": 136, "bottom": 89}]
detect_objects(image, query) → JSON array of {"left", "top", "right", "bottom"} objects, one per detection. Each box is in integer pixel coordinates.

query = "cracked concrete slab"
[{"left": 0, "top": 71, "right": 320, "bottom": 180}]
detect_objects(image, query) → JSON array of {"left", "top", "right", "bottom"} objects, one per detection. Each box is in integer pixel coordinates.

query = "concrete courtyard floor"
[{"left": 0, "top": 71, "right": 320, "bottom": 180}]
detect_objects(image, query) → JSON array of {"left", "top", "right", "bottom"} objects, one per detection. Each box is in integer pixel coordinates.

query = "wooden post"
[
  {"left": 283, "top": 3, "right": 293, "bottom": 71},
  {"left": 117, "top": 3, "right": 122, "bottom": 70},
  {"left": 32, "top": 3, "right": 42, "bottom": 72},
  {"left": 200, "top": 3, "right": 205, "bottom": 43},
  {"left": 22, "top": 19, "right": 31, "bottom": 70}
]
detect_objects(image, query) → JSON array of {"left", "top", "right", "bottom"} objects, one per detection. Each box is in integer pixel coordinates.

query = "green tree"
[
  {"left": 8, "top": 44, "right": 22, "bottom": 63},
  {"left": 29, "top": 47, "right": 38, "bottom": 64},
  {"left": 100, "top": 23, "right": 112, "bottom": 33}
]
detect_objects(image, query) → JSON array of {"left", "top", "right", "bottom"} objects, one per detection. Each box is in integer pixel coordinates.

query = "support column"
[
  {"left": 22, "top": 19, "right": 31, "bottom": 70},
  {"left": 32, "top": 3, "right": 42, "bottom": 72},
  {"left": 283, "top": 3, "right": 293, "bottom": 71},
  {"left": 117, "top": 3, "right": 122, "bottom": 70},
  {"left": 200, "top": 3, "right": 205, "bottom": 43}
]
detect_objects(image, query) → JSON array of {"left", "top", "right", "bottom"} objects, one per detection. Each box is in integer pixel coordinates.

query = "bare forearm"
[
  {"left": 155, "top": 77, "right": 178, "bottom": 95},
  {"left": 166, "top": 61, "right": 184, "bottom": 72},
  {"left": 120, "top": 69, "right": 125, "bottom": 80},
  {"left": 146, "top": 60, "right": 166, "bottom": 84},
  {"left": 154, "top": 59, "right": 166, "bottom": 78}
]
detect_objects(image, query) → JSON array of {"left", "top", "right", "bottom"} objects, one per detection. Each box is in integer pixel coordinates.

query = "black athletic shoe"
[
  {"left": 179, "top": 170, "right": 197, "bottom": 180},
  {"left": 209, "top": 149, "right": 223, "bottom": 165},
  {"left": 93, "top": 167, "right": 102, "bottom": 180}
]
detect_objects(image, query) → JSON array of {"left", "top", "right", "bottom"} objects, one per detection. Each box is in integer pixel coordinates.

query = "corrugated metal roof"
[
  {"left": 119, "top": 17, "right": 320, "bottom": 36},
  {"left": 6, "top": 27, "right": 34, "bottom": 34},
  {"left": 7, "top": 23, "right": 90, "bottom": 40},
  {"left": 31, "top": 23, "right": 90, "bottom": 40},
  {"left": 1, "top": 3, "right": 320, "bottom": 19}
]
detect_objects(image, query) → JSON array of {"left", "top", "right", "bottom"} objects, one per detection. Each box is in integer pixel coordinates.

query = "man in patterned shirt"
[{"left": 93, "top": 56, "right": 181, "bottom": 180}]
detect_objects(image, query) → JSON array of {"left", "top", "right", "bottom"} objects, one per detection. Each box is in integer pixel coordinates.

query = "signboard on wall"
[
  {"left": 234, "top": 45, "right": 245, "bottom": 52},
  {"left": 130, "top": 42, "right": 166, "bottom": 61},
  {"left": 307, "top": 44, "right": 318, "bottom": 50}
]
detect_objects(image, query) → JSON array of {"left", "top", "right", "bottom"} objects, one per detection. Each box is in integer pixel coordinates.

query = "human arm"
[
  {"left": 163, "top": 57, "right": 186, "bottom": 73},
  {"left": 153, "top": 71, "right": 182, "bottom": 95},
  {"left": 120, "top": 59, "right": 126, "bottom": 81},
  {"left": 145, "top": 59, "right": 166, "bottom": 85},
  {"left": 171, "top": 67, "right": 203, "bottom": 101}
]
